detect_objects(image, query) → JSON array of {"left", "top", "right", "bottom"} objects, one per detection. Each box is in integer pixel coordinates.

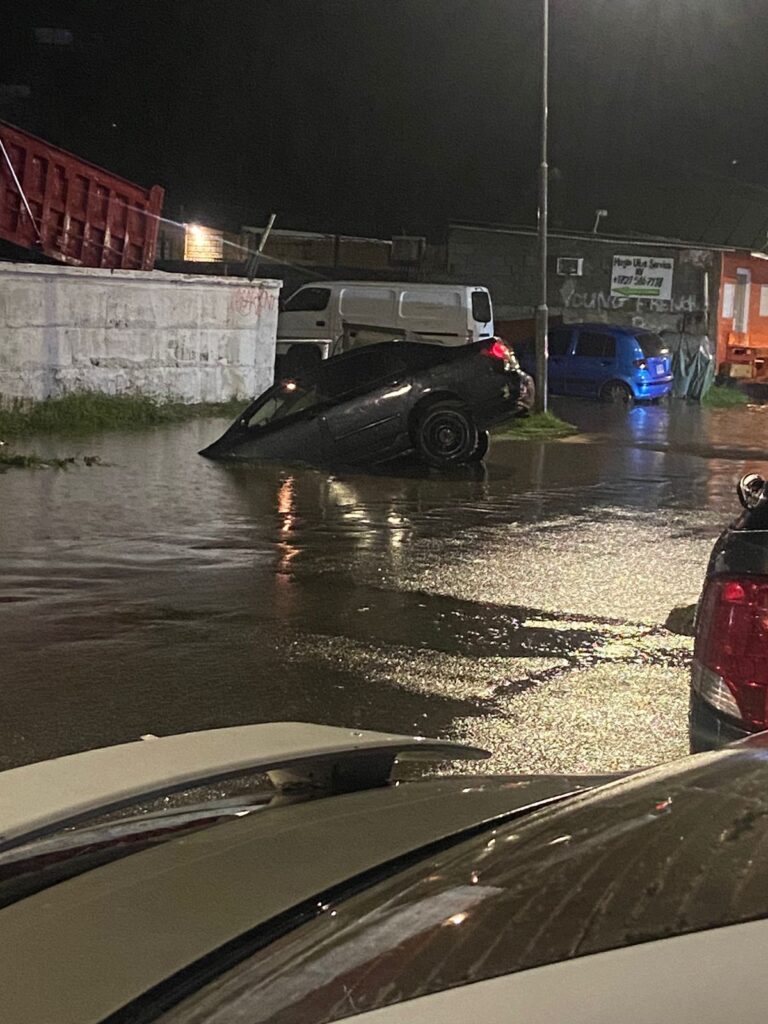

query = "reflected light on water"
[
  {"left": 443, "top": 912, "right": 469, "bottom": 927},
  {"left": 276, "top": 475, "right": 300, "bottom": 574},
  {"left": 277, "top": 476, "right": 296, "bottom": 535}
]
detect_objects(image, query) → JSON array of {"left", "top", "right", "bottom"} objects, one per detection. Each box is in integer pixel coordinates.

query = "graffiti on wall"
[
  {"left": 559, "top": 278, "right": 699, "bottom": 329},
  {"left": 230, "top": 286, "right": 279, "bottom": 318},
  {"left": 560, "top": 284, "right": 698, "bottom": 314}
]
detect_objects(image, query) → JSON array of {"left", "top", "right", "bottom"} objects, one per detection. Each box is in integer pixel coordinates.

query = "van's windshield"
[{"left": 282, "top": 288, "right": 331, "bottom": 313}]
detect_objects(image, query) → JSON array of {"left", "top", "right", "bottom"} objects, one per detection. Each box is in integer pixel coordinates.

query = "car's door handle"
[
  {"left": 600, "top": 360, "right": 612, "bottom": 365},
  {"left": 316, "top": 320, "right": 326, "bottom": 327}
]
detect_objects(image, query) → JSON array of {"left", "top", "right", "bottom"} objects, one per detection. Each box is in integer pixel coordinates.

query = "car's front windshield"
[{"left": 244, "top": 383, "right": 323, "bottom": 429}]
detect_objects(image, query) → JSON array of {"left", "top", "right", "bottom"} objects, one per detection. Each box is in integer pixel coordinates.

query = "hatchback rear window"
[
  {"left": 637, "top": 332, "right": 669, "bottom": 357},
  {"left": 471, "top": 290, "right": 492, "bottom": 324}
]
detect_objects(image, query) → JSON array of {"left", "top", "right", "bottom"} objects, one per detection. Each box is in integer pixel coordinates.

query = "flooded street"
[{"left": 2, "top": 398, "right": 767, "bottom": 775}]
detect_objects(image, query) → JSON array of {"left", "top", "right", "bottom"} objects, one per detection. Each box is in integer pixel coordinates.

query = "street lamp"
[{"left": 534, "top": 0, "right": 549, "bottom": 414}]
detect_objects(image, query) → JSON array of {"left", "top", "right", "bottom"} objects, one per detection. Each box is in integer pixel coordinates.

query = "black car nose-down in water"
[{"left": 200, "top": 338, "right": 534, "bottom": 468}]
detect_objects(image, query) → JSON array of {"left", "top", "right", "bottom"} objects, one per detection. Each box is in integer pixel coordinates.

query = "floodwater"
[{"left": 2, "top": 398, "right": 767, "bottom": 775}]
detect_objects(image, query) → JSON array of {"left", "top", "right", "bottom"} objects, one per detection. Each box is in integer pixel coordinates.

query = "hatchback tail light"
[
  {"left": 633, "top": 358, "right": 647, "bottom": 370},
  {"left": 693, "top": 576, "right": 768, "bottom": 728}
]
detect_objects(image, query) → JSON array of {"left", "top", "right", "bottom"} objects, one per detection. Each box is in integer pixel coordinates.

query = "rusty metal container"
[{"left": 0, "top": 120, "right": 164, "bottom": 270}]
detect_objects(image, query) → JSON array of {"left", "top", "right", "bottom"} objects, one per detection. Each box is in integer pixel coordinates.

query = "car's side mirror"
[{"left": 737, "top": 473, "right": 766, "bottom": 510}]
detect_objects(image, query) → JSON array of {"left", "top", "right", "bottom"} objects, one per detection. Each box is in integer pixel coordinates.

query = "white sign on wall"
[{"left": 611, "top": 255, "right": 675, "bottom": 300}]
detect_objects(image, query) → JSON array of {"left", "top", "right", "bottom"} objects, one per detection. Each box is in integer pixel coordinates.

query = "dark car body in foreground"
[
  {"left": 690, "top": 473, "right": 768, "bottom": 750},
  {"left": 201, "top": 338, "right": 533, "bottom": 469},
  {"left": 516, "top": 322, "right": 673, "bottom": 403},
  {"left": 4, "top": 722, "right": 768, "bottom": 1024}
]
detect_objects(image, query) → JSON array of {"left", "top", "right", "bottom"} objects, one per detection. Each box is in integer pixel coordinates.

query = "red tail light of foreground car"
[{"left": 693, "top": 576, "right": 768, "bottom": 728}]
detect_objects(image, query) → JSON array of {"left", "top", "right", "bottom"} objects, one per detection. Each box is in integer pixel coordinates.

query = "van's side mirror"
[{"left": 737, "top": 473, "right": 766, "bottom": 510}]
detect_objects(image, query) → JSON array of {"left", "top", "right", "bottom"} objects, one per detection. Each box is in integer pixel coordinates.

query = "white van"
[{"left": 276, "top": 281, "right": 494, "bottom": 372}]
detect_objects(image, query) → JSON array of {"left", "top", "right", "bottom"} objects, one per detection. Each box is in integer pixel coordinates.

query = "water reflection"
[
  {"left": 0, "top": 403, "right": 764, "bottom": 772},
  {"left": 277, "top": 475, "right": 296, "bottom": 534}
]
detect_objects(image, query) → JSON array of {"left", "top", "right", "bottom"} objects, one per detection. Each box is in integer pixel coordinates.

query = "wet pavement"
[{"left": 2, "top": 397, "right": 767, "bottom": 775}]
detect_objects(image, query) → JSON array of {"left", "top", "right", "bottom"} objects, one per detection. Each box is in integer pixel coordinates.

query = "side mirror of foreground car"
[{"left": 737, "top": 473, "right": 767, "bottom": 511}]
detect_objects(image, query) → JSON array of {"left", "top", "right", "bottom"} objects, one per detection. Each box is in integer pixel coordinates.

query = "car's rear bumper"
[
  {"left": 474, "top": 372, "right": 534, "bottom": 428},
  {"left": 689, "top": 689, "right": 753, "bottom": 752},
  {"left": 632, "top": 376, "right": 673, "bottom": 399}
]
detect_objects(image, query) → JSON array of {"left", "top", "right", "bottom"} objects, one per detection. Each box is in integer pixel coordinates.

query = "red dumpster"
[{"left": 0, "top": 120, "right": 164, "bottom": 270}]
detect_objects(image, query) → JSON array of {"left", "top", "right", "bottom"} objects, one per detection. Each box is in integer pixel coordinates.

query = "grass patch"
[
  {"left": 0, "top": 393, "right": 245, "bottom": 438},
  {"left": 702, "top": 385, "right": 749, "bottom": 408},
  {"left": 0, "top": 450, "right": 52, "bottom": 469},
  {"left": 0, "top": 449, "right": 104, "bottom": 472},
  {"left": 493, "top": 411, "right": 579, "bottom": 440}
]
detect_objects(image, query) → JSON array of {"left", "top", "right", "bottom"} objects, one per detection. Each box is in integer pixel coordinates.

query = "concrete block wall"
[{"left": 0, "top": 262, "right": 281, "bottom": 405}]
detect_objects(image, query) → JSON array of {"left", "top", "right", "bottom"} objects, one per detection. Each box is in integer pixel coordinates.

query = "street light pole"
[{"left": 534, "top": 0, "right": 549, "bottom": 413}]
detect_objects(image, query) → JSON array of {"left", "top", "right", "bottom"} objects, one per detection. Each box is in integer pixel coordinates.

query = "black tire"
[
  {"left": 467, "top": 430, "right": 490, "bottom": 463},
  {"left": 415, "top": 401, "right": 479, "bottom": 468},
  {"left": 600, "top": 380, "right": 633, "bottom": 405}
]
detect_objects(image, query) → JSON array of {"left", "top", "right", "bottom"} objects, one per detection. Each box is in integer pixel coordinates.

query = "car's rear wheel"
[
  {"left": 415, "top": 401, "right": 479, "bottom": 468},
  {"left": 467, "top": 430, "right": 490, "bottom": 463},
  {"left": 601, "top": 381, "right": 633, "bottom": 405}
]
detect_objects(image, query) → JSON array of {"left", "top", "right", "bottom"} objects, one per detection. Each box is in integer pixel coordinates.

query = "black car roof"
[{"left": 327, "top": 340, "right": 467, "bottom": 364}]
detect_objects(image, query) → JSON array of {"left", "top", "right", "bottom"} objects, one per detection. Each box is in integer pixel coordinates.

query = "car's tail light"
[
  {"left": 482, "top": 338, "right": 519, "bottom": 371},
  {"left": 693, "top": 576, "right": 768, "bottom": 727},
  {"left": 633, "top": 358, "right": 647, "bottom": 370},
  {"left": 483, "top": 338, "right": 512, "bottom": 361}
]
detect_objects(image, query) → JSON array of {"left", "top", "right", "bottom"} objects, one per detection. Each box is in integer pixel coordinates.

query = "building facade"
[
  {"left": 438, "top": 224, "right": 724, "bottom": 342},
  {"left": 717, "top": 252, "right": 768, "bottom": 380}
]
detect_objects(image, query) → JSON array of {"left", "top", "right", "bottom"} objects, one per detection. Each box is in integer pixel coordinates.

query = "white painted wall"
[{"left": 0, "top": 262, "right": 281, "bottom": 404}]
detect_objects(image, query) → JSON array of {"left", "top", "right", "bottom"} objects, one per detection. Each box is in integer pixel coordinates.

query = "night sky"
[{"left": 5, "top": 1, "right": 768, "bottom": 240}]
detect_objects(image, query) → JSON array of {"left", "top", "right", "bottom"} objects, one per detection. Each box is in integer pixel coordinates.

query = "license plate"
[{"left": 656, "top": 364, "right": 664, "bottom": 376}]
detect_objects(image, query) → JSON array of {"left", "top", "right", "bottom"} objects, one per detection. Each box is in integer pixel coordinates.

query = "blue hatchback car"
[{"left": 515, "top": 323, "right": 673, "bottom": 402}]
